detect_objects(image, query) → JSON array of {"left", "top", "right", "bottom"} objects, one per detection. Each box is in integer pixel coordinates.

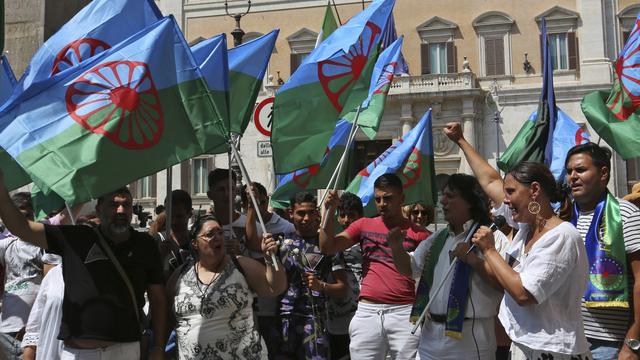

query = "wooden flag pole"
[{"left": 229, "top": 140, "right": 279, "bottom": 271}]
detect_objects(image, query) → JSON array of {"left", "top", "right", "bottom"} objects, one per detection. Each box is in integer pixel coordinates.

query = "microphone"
[{"left": 465, "top": 215, "right": 507, "bottom": 255}]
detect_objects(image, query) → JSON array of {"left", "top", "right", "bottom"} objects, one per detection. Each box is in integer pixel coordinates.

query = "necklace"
[{"left": 194, "top": 259, "right": 225, "bottom": 297}]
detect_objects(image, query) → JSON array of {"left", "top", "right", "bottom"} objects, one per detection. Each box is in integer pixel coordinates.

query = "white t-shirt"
[
  {"left": 21, "top": 265, "right": 64, "bottom": 359},
  {"left": 577, "top": 199, "right": 640, "bottom": 342},
  {"left": 409, "top": 221, "right": 509, "bottom": 358},
  {"left": 0, "top": 237, "right": 46, "bottom": 332},
  {"left": 498, "top": 221, "right": 589, "bottom": 355}
]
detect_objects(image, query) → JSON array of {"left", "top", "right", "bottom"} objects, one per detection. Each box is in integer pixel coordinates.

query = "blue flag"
[
  {"left": 4, "top": 0, "right": 162, "bottom": 110},
  {"left": 381, "top": 14, "right": 409, "bottom": 74},
  {"left": 526, "top": 107, "right": 590, "bottom": 180},
  {"left": 346, "top": 109, "right": 437, "bottom": 214},
  {"left": 227, "top": 29, "right": 279, "bottom": 134},
  {"left": 0, "top": 55, "right": 16, "bottom": 104},
  {"left": 191, "top": 33, "right": 230, "bottom": 148},
  {"left": 498, "top": 18, "right": 558, "bottom": 173},
  {"left": 0, "top": 16, "right": 229, "bottom": 204}
]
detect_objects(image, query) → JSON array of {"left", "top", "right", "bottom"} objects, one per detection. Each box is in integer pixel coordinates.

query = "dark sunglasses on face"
[{"left": 412, "top": 210, "right": 428, "bottom": 216}]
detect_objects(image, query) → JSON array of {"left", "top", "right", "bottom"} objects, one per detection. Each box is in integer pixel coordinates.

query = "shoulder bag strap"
[{"left": 92, "top": 228, "right": 141, "bottom": 325}]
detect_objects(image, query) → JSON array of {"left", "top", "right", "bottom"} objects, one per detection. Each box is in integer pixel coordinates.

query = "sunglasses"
[{"left": 411, "top": 210, "right": 429, "bottom": 216}]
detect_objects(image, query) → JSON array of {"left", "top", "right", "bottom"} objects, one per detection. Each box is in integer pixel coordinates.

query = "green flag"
[
  {"left": 581, "top": 15, "right": 640, "bottom": 159},
  {"left": 270, "top": 0, "right": 394, "bottom": 174},
  {"left": 315, "top": 3, "right": 338, "bottom": 47},
  {"left": 0, "top": 18, "right": 229, "bottom": 204}
]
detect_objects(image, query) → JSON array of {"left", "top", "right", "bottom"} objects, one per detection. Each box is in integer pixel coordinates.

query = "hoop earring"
[{"left": 528, "top": 201, "right": 541, "bottom": 215}]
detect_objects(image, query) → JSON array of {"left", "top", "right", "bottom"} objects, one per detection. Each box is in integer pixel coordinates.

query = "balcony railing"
[
  {"left": 389, "top": 72, "right": 476, "bottom": 94},
  {"left": 261, "top": 72, "right": 477, "bottom": 97}
]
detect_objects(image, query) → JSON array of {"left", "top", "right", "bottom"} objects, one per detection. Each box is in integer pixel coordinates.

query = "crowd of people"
[{"left": 0, "top": 122, "right": 638, "bottom": 360}]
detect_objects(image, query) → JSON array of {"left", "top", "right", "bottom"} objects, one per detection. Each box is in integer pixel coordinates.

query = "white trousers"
[
  {"left": 510, "top": 342, "right": 592, "bottom": 360},
  {"left": 60, "top": 342, "right": 140, "bottom": 360},
  {"left": 349, "top": 302, "right": 419, "bottom": 360}
]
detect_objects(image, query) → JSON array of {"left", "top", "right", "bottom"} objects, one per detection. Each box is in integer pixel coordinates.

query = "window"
[
  {"left": 192, "top": 158, "right": 209, "bottom": 195},
  {"left": 536, "top": 6, "right": 579, "bottom": 71},
  {"left": 130, "top": 175, "right": 156, "bottom": 200},
  {"left": 287, "top": 28, "right": 317, "bottom": 75},
  {"left": 417, "top": 17, "right": 458, "bottom": 75},
  {"left": 619, "top": 5, "right": 640, "bottom": 50},
  {"left": 473, "top": 11, "right": 514, "bottom": 77}
]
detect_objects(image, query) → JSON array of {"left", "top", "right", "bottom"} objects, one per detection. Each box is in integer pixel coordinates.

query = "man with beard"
[
  {"left": 0, "top": 171, "right": 166, "bottom": 360},
  {"left": 320, "top": 174, "right": 429, "bottom": 359}
]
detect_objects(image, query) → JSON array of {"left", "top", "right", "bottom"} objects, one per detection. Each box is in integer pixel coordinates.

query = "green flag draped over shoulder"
[
  {"left": 581, "top": 14, "right": 640, "bottom": 159},
  {"left": 0, "top": 17, "right": 229, "bottom": 204},
  {"left": 270, "top": 0, "right": 394, "bottom": 174}
]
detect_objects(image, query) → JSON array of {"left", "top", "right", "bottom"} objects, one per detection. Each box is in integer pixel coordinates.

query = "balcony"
[{"left": 388, "top": 72, "right": 477, "bottom": 95}]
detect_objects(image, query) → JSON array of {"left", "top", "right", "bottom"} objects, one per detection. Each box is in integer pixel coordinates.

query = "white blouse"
[{"left": 498, "top": 221, "right": 590, "bottom": 355}]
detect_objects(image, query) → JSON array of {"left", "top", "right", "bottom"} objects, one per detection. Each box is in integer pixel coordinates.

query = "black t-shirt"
[{"left": 45, "top": 225, "right": 164, "bottom": 342}]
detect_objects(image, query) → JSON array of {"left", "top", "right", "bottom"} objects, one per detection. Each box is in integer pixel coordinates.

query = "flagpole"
[
  {"left": 319, "top": 107, "right": 361, "bottom": 228},
  {"left": 229, "top": 140, "right": 279, "bottom": 271},
  {"left": 330, "top": 0, "right": 342, "bottom": 25},
  {"left": 64, "top": 203, "right": 76, "bottom": 225},
  {"left": 410, "top": 222, "right": 479, "bottom": 334},
  {"left": 165, "top": 167, "right": 172, "bottom": 242}
]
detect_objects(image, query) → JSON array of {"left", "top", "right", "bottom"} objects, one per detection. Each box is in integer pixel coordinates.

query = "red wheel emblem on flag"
[
  {"left": 293, "top": 146, "right": 329, "bottom": 187},
  {"left": 65, "top": 60, "right": 164, "bottom": 150},
  {"left": 607, "top": 19, "right": 640, "bottom": 120},
  {"left": 401, "top": 148, "right": 421, "bottom": 188},
  {"left": 293, "top": 164, "right": 321, "bottom": 188},
  {"left": 52, "top": 38, "right": 111, "bottom": 75},
  {"left": 575, "top": 128, "right": 589, "bottom": 144},
  {"left": 318, "top": 21, "right": 382, "bottom": 112},
  {"left": 373, "top": 61, "right": 397, "bottom": 95}
]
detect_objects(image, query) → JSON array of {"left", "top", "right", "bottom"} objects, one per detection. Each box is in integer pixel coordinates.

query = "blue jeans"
[{"left": 589, "top": 338, "right": 621, "bottom": 360}]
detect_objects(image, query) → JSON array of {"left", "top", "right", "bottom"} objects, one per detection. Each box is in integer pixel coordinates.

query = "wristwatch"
[{"left": 625, "top": 338, "right": 640, "bottom": 352}]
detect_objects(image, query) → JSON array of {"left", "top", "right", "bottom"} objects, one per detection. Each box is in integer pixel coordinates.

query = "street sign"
[
  {"left": 253, "top": 97, "right": 274, "bottom": 137},
  {"left": 257, "top": 141, "right": 272, "bottom": 158}
]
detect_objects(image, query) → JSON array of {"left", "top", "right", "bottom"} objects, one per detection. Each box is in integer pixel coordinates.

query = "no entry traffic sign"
[{"left": 253, "top": 97, "right": 274, "bottom": 137}]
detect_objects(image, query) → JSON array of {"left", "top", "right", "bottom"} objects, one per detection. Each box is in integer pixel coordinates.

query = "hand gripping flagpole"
[
  {"left": 411, "top": 222, "right": 479, "bottom": 334},
  {"left": 229, "top": 140, "right": 279, "bottom": 271},
  {"left": 318, "top": 106, "right": 362, "bottom": 229}
]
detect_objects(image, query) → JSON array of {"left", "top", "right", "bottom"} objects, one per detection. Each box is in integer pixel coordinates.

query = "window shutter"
[
  {"left": 539, "top": 34, "right": 544, "bottom": 68},
  {"left": 151, "top": 175, "right": 157, "bottom": 198},
  {"left": 421, "top": 43, "right": 431, "bottom": 75},
  {"left": 495, "top": 39, "right": 505, "bottom": 75},
  {"left": 129, "top": 181, "right": 138, "bottom": 199},
  {"left": 567, "top": 32, "right": 578, "bottom": 70},
  {"left": 180, "top": 160, "right": 190, "bottom": 194},
  {"left": 485, "top": 38, "right": 496, "bottom": 76},
  {"left": 446, "top": 42, "right": 456, "bottom": 73},
  {"left": 290, "top": 54, "right": 301, "bottom": 75},
  {"left": 623, "top": 31, "right": 631, "bottom": 45}
]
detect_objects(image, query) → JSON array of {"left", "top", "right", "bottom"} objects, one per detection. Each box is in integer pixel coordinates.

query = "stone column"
[
  {"left": 400, "top": 102, "right": 414, "bottom": 136},
  {"left": 577, "top": 0, "right": 613, "bottom": 84},
  {"left": 460, "top": 98, "right": 477, "bottom": 174}
]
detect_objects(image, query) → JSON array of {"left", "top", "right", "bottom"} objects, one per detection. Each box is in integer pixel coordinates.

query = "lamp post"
[
  {"left": 487, "top": 79, "right": 504, "bottom": 174},
  {"left": 225, "top": 0, "right": 252, "bottom": 47},
  {"left": 224, "top": 1, "right": 251, "bottom": 212}
]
